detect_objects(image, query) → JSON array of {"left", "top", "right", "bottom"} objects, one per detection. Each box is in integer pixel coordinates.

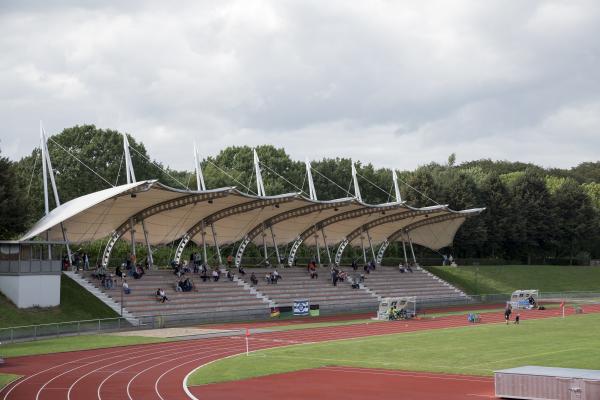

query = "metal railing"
[{"left": 0, "top": 317, "right": 137, "bottom": 344}]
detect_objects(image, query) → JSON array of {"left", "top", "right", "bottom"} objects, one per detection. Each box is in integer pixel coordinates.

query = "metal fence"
[{"left": 0, "top": 317, "right": 138, "bottom": 344}]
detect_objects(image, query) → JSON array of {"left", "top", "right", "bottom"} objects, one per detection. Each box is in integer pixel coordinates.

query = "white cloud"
[{"left": 0, "top": 0, "right": 599, "bottom": 173}]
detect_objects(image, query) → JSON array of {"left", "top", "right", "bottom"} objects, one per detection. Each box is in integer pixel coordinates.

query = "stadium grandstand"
[{"left": 1, "top": 126, "right": 482, "bottom": 323}]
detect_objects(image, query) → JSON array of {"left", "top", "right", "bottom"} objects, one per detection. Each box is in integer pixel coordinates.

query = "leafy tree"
[
  {"left": 14, "top": 125, "right": 166, "bottom": 222},
  {"left": 551, "top": 179, "right": 599, "bottom": 263},
  {"left": 508, "top": 170, "right": 555, "bottom": 263},
  {"left": 582, "top": 182, "right": 600, "bottom": 209},
  {"left": 0, "top": 147, "right": 30, "bottom": 237}
]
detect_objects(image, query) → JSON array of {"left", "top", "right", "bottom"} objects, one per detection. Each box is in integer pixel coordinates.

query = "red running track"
[
  {"left": 193, "top": 366, "right": 496, "bottom": 400},
  {"left": 1, "top": 305, "right": 597, "bottom": 400}
]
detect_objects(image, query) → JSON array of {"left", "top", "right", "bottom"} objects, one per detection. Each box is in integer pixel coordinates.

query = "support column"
[
  {"left": 360, "top": 232, "right": 367, "bottom": 264},
  {"left": 262, "top": 231, "right": 269, "bottom": 266},
  {"left": 40, "top": 125, "right": 72, "bottom": 267},
  {"left": 366, "top": 229, "right": 377, "bottom": 264},
  {"left": 201, "top": 221, "right": 208, "bottom": 267},
  {"left": 130, "top": 218, "right": 136, "bottom": 258},
  {"left": 407, "top": 232, "right": 417, "bottom": 263},
  {"left": 314, "top": 234, "right": 321, "bottom": 267},
  {"left": 141, "top": 220, "right": 153, "bottom": 269},
  {"left": 401, "top": 238, "right": 408, "bottom": 264},
  {"left": 321, "top": 228, "right": 332, "bottom": 265},
  {"left": 211, "top": 224, "right": 222, "bottom": 266},
  {"left": 269, "top": 226, "right": 281, "bottom": 267}
]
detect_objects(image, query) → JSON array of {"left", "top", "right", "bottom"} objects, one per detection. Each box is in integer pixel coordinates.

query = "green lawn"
[
  {"left": 426, "top": 265, "right": 600, "bottom": 295},
  {"left": 0, "top": 374, "right": 21, "bottom": 391},
  {"left": 0, "top": 334, "right": 169, "bottom": 358},
  {"left": 0, "top": 274, "right": 118, "bottom": 329},
  {"left": 188, "top": 313, "right": 600, "bottom": 386}
]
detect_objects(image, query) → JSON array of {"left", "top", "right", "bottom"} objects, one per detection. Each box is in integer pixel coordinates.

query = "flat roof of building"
[{"left": 495, "top": 366, "right": 600, "bottom": 380}]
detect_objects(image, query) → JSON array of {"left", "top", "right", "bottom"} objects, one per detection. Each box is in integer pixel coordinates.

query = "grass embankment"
[
  {"left": 0, "top": 373, "right": 21, "bottom": 391},
  {"left": 0, "top": 334, "right": 169, "bottom": 358},
  {"left": 0, "top": 274, "right": 118, "bottom": 329},
  {"left": 426, "top": 265, "right": 600, "bottom": 295},
  {"left": 188, "top": 313, "right": 600, "bottom": 386}
]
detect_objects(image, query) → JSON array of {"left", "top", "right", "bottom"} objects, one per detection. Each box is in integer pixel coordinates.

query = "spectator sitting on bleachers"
[
  {"left": 115, "top": 264, "right": 123, "bottom": 280},
  {"left": 399, "top": 263, "right": 406, "bottom": 273},
  {"left": 182, "top": 277, "right": 193, "bottom": 292},
  {"left": 175, "top": 279, "right": 183, "bottom": 292},
  {"left": 133, "top": 265, "right": 144, "bottom": 279},
  {"left": 264, "top": 272, "right": 272, "bottom": 284},
  {"left": 122, "top": 280, "right": 131, "bottom": 294},
  {"left": 250, "top": 272, "right": 258, "bottom": 285},
  {"left": 182, "top": 260, "right": 192, "bottom": 273},
  {"left": 212, "top": 268, "right": 220, "bottom": 282},
  {"left": 272, "top": 269, "right": 281, "bottom": 282},
  {"left": 338, "top": 270, "right": 348, "bottom": 282},
  {"left": 227, "top": 269, "right": 234, "bottom": 281},
  {"left": 309, "top": 263, "right": 318, "bottom": 279},
  {"left": 238, "top": 265, "right": 246, "bottom": 275},
  {"left": 156, "top": 288, "right": 168, "bottom": 302},
  {"left": 172, "top": 263, "right": 181, "bottom": 277},
  {"left": 406, "top": 263, "right": 413, "bottom": 273},
  {"left": 92, "top": 264, "right": 105, "bottom": 280}
]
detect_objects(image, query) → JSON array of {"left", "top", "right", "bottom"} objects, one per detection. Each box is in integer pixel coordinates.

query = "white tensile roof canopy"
[
  {"left": 25, "top": 129, "right": 484, "bottom": 268},
  {"left": 22, "top": 180, "right": 484, "bottom": 267}
]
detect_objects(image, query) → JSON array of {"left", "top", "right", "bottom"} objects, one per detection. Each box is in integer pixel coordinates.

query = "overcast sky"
[{"left": 1, "top": 0, "right": 599, "bottom": 172}]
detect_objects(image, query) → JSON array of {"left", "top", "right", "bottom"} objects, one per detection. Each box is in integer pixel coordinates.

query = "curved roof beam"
[
  {"left": 172, "top": 194, "right": 301, "bottom": 264},
  {"left": 375, "top": 209, "right": 484, "bottom": 265},
  {"left": 333, "top": 207, "right": 449, "bottom": 265},
  {"left": 101, "top": 189, "right": 235, "bottom": 267},
  {"left": 234, "top": 198, "right": 355, "bottom": 268}
]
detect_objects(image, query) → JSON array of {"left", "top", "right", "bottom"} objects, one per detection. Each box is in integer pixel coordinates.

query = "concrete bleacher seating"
[
  {"left": 359, "top": 265, "right": 467, "bottom": 303},
  {"left": 80, "top": 269, "right": 270, "bottom": 323},
  {"left": 237, "top": 267, "right": 379, "bottom": 314},
  {"left": 78, "top": 264, "right": 466, "bottom": 324}
]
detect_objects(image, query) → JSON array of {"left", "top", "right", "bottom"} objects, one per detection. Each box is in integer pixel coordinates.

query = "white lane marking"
[{"left": 2, "top": 344, "right": 161, "bottom": 400}]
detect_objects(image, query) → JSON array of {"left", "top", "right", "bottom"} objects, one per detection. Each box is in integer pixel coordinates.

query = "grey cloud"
[{"left": 0, "top": 0, "right": 599, "bottom": 172}]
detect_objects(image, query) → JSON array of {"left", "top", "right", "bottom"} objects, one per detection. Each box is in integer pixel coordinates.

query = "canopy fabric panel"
[
  {"left": 193, "top": 198, "right": 312, "bottom": 246},
  {"left": 21, "top": 180, "right": 484, "bottom": 254},
  {"left": 407, "top": 216, "right": 468, "bottom": 250},
  {"left": 260, "top": 201, "right": 364, "bottom": 246},
  {"left": 21, "top": 181, "right": 197, "bottom": 243}
]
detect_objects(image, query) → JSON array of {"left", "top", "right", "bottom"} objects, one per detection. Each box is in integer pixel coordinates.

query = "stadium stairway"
[
  {"left": 64, "top": 271, "right": 139, "bottom": 325},
  {"left": 73, "top": 269, "right": 271, "bottom": 324}
]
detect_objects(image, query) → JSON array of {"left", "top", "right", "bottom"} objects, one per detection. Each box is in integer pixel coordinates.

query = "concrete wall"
[{"left": 0, "top": 274, "right": 61, "bottom": 308}]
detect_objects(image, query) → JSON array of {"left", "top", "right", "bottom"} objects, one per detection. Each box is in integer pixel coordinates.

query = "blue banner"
[{"left": 293, "top": 299, "right": 310, "bottom": 316}]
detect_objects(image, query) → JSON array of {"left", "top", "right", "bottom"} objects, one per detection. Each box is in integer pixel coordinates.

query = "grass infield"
[
  {"left": 188, "top": 312, "right": 600, "bottom": 386},
  {"left": 0, "top": 334, "right": 169, "bottom": 358},
  {"left": 0, "top": 373, "right": 21, "bottom": 391}
]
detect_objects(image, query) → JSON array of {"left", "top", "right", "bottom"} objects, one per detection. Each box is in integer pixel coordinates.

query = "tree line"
[{"left": 1, "top": 124, "right": 599, "bottom": 264}]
